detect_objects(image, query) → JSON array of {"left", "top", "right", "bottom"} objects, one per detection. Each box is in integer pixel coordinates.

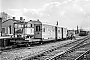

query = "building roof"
[{"left": 2, "top": 19, "right": 25, "bottom": 24}]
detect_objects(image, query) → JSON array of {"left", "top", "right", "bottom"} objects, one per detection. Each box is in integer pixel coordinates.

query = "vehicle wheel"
[
  {"left": 40, "top": 42, "right": 43, "bottom": 44},
  {"left": 26, "top": 43, "right": 31, "bottom": 47},
  {"left": 28, "top": 43, "right": 31, "bottom": 47}
]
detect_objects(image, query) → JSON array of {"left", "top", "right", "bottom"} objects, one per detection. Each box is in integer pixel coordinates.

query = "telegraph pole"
[
  {"left": 55, "top": 21, "right": 58, "bottom": 40},
  {"left": 77, "top": 25, "right": 79, "bottom": 34}
]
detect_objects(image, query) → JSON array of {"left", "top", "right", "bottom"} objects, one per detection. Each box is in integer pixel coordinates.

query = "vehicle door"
[{"left": 34, "top": 24, "right": 42, "bottom": 39}]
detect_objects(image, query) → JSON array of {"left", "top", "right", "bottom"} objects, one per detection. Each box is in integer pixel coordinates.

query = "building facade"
[{"left": 2, "top": 17, "right": 25, "bottom": 36}]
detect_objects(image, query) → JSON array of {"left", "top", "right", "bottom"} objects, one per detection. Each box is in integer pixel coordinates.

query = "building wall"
[
  {"left": 2, "top": 20, "right": 14, "bottom": 35},
  {"left": 0, "top": 18, "right": 2, "bottom": 36}
]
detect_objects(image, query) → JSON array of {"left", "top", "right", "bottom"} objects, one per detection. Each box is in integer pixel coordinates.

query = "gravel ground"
[{"left": 0, "top": 37, "right": 84, "bottom": 60}]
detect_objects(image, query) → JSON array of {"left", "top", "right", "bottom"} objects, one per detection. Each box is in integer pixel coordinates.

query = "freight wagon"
[{"left": 79, "top": 30, "right": 88, "bottom": 36}]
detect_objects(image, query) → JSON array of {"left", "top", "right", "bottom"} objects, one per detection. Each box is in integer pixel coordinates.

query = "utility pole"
[{"left": 77, "top": 25, "right": 79, "bottom": 34}]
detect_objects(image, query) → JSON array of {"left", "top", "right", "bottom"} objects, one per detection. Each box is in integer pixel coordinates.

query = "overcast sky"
[{"left": 0, "top": 0, "right": 90, "bottom": 30}]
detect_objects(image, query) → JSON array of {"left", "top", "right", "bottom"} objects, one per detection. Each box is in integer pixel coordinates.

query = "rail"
[
  {"left": 75, "top": 49, "right": 90, "bottom": 60},
  {"left": 47, "top": 37, "right": 89, "bottom": 60},
  {"left": 21, "top": 36, "right": 89, "bottom": 60}
]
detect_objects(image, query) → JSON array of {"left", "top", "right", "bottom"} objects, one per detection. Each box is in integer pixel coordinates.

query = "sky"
[{"left": 0, "top": 0, "right": 90, "bottom": 30}]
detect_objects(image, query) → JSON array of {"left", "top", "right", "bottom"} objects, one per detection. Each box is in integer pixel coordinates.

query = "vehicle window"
[
  {"left": 43, "top": 28, "right": 45, "bottom": 32},
  {"left": 38, "top": 26, "right": 40, "bottom": 31},
  {"left": 36, "top": 25, "right": 40, "bottom": 31},
  {"left": 14, "top": 24, "right": 18, "bottom": 28},
  {"left": 21, "top": 25, "right": 24, "bottom": 28},
  {"left": 58, "top": 30, "right": 60, "bottom": 33},
  {"left": 18, "top": 24, "right": 22, "bottom": 28},
  {"left": 25, "top": 24, "right": 27, "bottom": 27},
  {"left": 15, "top": 28, "right": 23, "bottom": 34},
  {"left": 36, "top": 26, "right": 38, "bottom": 31},
  {"left": 31, "top": 29, "right": 32, "bottom": 33},
  {"left": 31, "top": 24, "right": 32, "bottom": 27}
]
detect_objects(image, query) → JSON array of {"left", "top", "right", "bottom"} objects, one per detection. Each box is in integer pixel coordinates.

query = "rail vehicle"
[
  {"left": 9, "top": 20, "right": 68, "bottom": 46},
  {"left": 79, "top": 30, "right": 88, "bottom": 36}
]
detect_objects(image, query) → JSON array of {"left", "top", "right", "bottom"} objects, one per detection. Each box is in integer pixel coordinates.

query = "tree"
[{"left": 0, "top": 12, "right": 12, "bottom": 22}]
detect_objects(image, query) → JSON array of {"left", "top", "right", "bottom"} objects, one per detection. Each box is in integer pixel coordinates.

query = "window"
[
  {"left": 36, "top": 26, "right": 38, "bottom": 31},
  {"left": 38, "top": 26, "right": 40, "bottom": 31},
  {"left": 31, "top": 29, "right": 32, "bottom": 33},
  {"left": 15, "top": 28, "right": 23, "bottom": 34},
  {"left": 21, "top": 25, "right": 24, "bottom": 28},
  {"left": 18, "top": 24, "right": 22, "bottom": 28},
  {"left": 14, "top": 24, "right": 18, "bottom": 28},
  {"left": 31, "top": 24, "right": 32, "bottom": 27},
  {"left": 36, "top": 25, "right": 40, "bottom": 31},
  {"left": 27, "top": 23, "right": 30, "bottom": 27},
  {"left": 43, "top": 28, "right": 45, "bottom": 32},
  {"left": 58, "top": 30, "right": 60, "bottom": 33},
  {"left": 52, "top": 29, "right": 54, "bottom": 32},
  {"left": 25, "top": 24, "right": 27, "bottom": 27},
  {"left": 2, "top": 27, "right": 5, "bottom": 33}
]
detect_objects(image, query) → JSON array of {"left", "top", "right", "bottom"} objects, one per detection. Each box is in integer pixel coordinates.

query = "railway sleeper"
[
  {"left": 21, "top": 37, "right": 89, "bottom": 60},
  {"left": 46, "top": 38, "right": 89, "bottom": 60},
  {"left": 75, "top": 49, "right": 90, "bottom": 60}
]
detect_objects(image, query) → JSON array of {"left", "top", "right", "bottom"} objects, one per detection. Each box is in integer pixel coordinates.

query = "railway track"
[
  {"left": 20, "top": 36, "right": 89, "bottom": 60},
  {"left": 0, "top": 36, "right": 87, "bottom": 60},
  {"left": 1, "top": 39, "right": 75, "bottom": 60},
  {"left": 53, "top": 37, "right": 90, "bottom": 60}
]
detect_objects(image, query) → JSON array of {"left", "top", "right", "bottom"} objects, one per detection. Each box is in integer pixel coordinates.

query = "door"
[
  {"left": 34, "top": 24, "right": 42, "bottom": 39},
  {"left": 55, "top": 26, "right": 57, "bottom": 40},
  {"left": 8, "top": 25, "right": 12, "bottom": 34}
]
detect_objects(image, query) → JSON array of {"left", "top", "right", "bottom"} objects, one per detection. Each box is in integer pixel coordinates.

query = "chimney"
[
  {"left": 13, "top": 17, "right": 15, "bottom": 20},
  {"left": 30, "top": 20, "right": 32, "bottom": 21},
  {"left": 24, "top": 19, "right": 25, "bottom": 20},
  {"left": 56, "top": 21, "right": 58, "bottom": 26},
  {"left": 37, "top": 19, "right": 39, "bottom": 21},
  {"left": 20, "top": 17, "right": 23, "bottom": 20}
]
